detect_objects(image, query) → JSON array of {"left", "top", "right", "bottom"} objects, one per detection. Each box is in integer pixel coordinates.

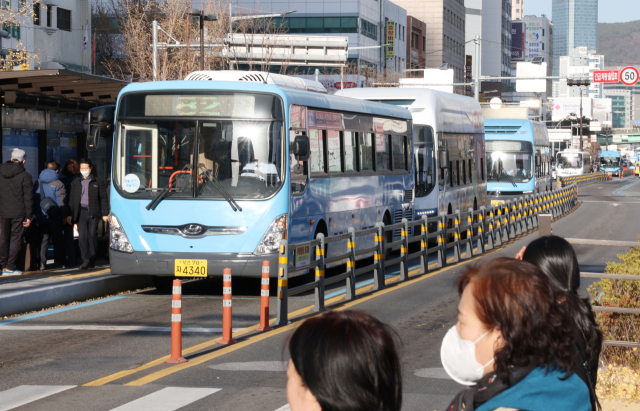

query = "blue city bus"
[
  {"left": 96, "top": 71, "right": 414, "bottom": 281},
  {"left": 484, "top": 119, "right": 551, "bottom": 205},
  {"left": 599, "top": 150, "right": 622, "bottom": 176}
]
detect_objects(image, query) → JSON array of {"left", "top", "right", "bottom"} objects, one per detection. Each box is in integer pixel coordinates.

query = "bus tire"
[{"left": 152, "top": 276, "right": 175, "bottom": 293}]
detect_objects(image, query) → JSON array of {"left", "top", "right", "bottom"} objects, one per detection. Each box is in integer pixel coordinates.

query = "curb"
[{"left": 0, "top": 274, "right": 153, "bottom": 318}]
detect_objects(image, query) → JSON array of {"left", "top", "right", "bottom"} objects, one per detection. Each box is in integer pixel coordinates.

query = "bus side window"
[
  {"left": 480, "top": 157, "right": 485, "bottom": 181},
  {"left": 461, "top": 160, "right": 466, "bottom": 184},
  {"left": 392, "top": 135, "right": 407, "bottom": 171},
  {"left": 376, "top": 134, "right": 390, "bottom": 172},
  {"left": 344, "top": 131, "right": 357, "bottom": 172},
  {"left": 327, "top": 130, "right": 342, "bottom": 173},
  {"left": 360, "top": 133, "right": 374, "bottom": 171},
  {"left": 290, "top": 130, "right": 308, "bottom": 194},
  {"left": 309, "top": 128, "right": 325, "bottom": 174}
]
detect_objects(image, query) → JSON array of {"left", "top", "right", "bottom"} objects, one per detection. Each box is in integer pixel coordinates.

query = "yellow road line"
[
  {"left": 123, "top": 263, "right": 472, "bottom": 387},
  {"left": 87, "top": 245, "right": 498, "bottom": 387}
]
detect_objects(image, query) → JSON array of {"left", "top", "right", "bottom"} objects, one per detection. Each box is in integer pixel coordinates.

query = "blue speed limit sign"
[{"left": 620, "top": 67, "right": 639, "bottom": 86}]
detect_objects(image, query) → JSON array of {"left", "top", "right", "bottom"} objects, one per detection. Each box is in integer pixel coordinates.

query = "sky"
[{"left": 525, "top": 0, "right": 640, "bottom": 23}]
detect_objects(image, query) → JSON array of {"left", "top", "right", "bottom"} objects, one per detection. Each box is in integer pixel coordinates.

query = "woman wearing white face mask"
[
  {"left": 442, "top": 257, "right": 591, "bottom": 411},
  {"left": 67, "top": 158, "right": 109, "bottom": 269}
]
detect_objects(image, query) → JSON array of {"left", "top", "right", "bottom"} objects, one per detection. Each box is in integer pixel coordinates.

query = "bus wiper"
[
  {"left": 199, "top": 166, "right": 242, "bottom": 212},
  {"left": 146, "top": 183, "right": 185, "bottom": 211},
  {"left": 500, "top": 167, "right": 518, "bottom": 187}
]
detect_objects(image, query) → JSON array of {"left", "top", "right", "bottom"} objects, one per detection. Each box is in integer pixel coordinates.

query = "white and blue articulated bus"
[
  {"left": 484, "top": 119, "right": 551, "bottom": 205},
  {"left": 95, "top": 71, "right": 414, "bottom": 281},
  {"left": 336, "top": 88, "right": 486, "bottom": 231},
  {"left": 599, "top": 150, "right": 622, "bottom": 176}
]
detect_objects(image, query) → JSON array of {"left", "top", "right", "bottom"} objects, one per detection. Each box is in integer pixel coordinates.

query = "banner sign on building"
[
  {"left": 511, "top": 22, "right": 525, "bottom": 60},
  {"left": 525, "top": 21, "right": 543, "bottom": 61},
  {"left": 386, "top": 21, "right": 395, "bottom": 59},
  {"left": 593, "top": 70, "right": 619, "bottom": 83},
  {"left": 465, "top": 55, "right": 473, "bottom": 96},
  {"left": 551, "top": 98, "right": 593, "bottom": 121}
]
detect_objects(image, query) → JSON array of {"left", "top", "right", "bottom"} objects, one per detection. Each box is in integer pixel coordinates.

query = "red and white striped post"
[
  {"left": 166, "top": 279, "right": 187, "bottom": 363},
  {"left": 256, "top": 261, "right": 273, "bottom": 332},
  {"left": 218, "top": 268, "right": 237, "bottom": 345}
]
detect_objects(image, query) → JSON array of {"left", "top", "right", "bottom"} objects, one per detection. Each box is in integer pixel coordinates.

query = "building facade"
[
  {"left": 511, "top": 0, "right": 524, "bottom": 20},
  {"left": 603, "top": 89, "right": 632, "bottom": 129},
  {"left": 407, "top": 16, "right": 427, "bottom": 76},
  {"left": 394, "top": 0, "right": 466, "bottom": 84},
  {"left": 556, "top": 47, "right": 604, "bottom": 98},
  {"left": 474, "top": 0, "right": 511, "bottom": 81},
  {"left": 551, "top": 0, "right": 598, "bottom": 77},
  {"left": 231, "top": 0, "right": 407, "bottom": 83}
]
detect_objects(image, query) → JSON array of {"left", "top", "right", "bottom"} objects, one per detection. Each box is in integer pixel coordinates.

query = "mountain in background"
[{"left": 598, "top": 20, "right": 640, "bottom": 67}]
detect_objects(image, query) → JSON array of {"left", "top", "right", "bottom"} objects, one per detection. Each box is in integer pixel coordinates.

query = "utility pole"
[
  {"left": 152, "top": 20, "right": 158, "bottom": 81},
  {"left": 567, "top": 78, "right": 591, "bottom": 150},
  {"left": 474, "top": 35, "right": 480, "bottom": 101},
  {"left": 579, "top": 87, "right": 583, "bottom": 150},
  {"left": 199, "top": 11, "right": 204, "bottom": 70}
]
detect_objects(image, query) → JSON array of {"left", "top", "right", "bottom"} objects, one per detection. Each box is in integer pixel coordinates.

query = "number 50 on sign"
[{"left": 620, "top": 67, "right": 639, "bottom": 86}]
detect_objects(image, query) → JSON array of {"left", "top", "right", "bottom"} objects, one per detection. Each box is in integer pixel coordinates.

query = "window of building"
[
  {"left": 33, "top": 2, "right": 39, "bottom": 25},
  {"left": 57, "top": 7, "right": 71, "bottom": 31},
  {"left": 46, "top": 5, "right": 51, "bottom": 27},
  {"left": 423, "top": 36, "right": 425, "bottom": 51}
]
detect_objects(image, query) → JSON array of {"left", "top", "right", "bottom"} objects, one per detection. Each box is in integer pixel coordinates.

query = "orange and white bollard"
[
  {"left": 256, "top": 261, "right": 273, "bottom": 332},
  {"left": 218, "top": 268, "right": 237, "bottom": 345},
  {"left": 166, "top": 279, "right": 187, "bottom": 363}
]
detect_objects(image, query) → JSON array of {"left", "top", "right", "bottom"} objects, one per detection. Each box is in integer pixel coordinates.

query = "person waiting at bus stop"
[
  {"left": 442, "top": 258, "right": 591, "bottom": 411},
  {"left": 67, "top": 158, "right": 109, "bottom": 269},
  {"left": 35, "top": 161, "right": 67, "bottom": 270}
]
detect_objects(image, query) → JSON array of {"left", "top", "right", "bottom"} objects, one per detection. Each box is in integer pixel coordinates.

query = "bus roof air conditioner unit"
[{"left": 185, "top": 70, "right": 327, "bottom": 94}]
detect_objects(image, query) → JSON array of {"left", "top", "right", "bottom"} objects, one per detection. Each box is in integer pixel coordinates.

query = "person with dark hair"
[
  {"left": 286, "top": 310, "right": 402, "bottom": 411},
  {"left": 67, "top": 158, "right": 109, "bottom": 269},
  {"left": 0, "top": 148, "right": 34, "bottom": 275},
  {"left": 61, "top": 159, "right": 81, "bottom": 267},
  {"left": 443, "top": 258, "right": 591, "bottom": 411},
  {"left": 517, "top": 236, "right": 603, "bottom": 410},
  {"left": 35, "top": 161, "right": 67, "bottom": 270}
]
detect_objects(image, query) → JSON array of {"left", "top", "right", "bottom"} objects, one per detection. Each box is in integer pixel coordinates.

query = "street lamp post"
[
  {"left": 567, "top": 78, "right": 591, "bottom": 151},
  {"left": 186, "top": 9, "right": 217, "bottom": 71}
]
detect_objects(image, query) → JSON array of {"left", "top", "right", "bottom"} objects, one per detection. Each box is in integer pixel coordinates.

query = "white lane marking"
[
  {"left": 0, "top": 325, "right": 243, "bottom": 333},
  {"left": 109, "top": 387, "right": 220, "bottom": 411},
  {"left": 0, "top": 385, "right": 76, "bottom": 411},
  {"left": 274, "top": 405, "right": 291, "bottom": 411},
  {"left": 209, "top": 361, "right": 287, "bottom": 372},
  {"left": 413, "top": 368, "right": 451, "bottom": 380}
]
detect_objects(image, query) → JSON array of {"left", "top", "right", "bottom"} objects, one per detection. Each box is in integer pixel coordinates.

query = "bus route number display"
[
  {"left": 174, "top": 259, "right": 208, "bottom": 277},
  {"left": 486, "top": 141, "right": 522, "bottom": 151}
]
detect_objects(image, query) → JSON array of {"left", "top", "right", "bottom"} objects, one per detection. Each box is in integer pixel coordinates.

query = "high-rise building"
[
  {"left": 551, "top": 0, "right": 598, "bottom": 76},
  {"left": 465, "top": 0, "right": 511, "bottom": 83},
  {"left": 393, "top": 0, "right": 466, "bottom": 84},
  {"left": 512, "top": 0, "right": 524, "bottom": 20}
]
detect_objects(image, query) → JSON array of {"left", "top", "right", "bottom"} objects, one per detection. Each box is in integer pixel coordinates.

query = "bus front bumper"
[{"left": 109, "top": 249, "right": 280, "bottom": 278}]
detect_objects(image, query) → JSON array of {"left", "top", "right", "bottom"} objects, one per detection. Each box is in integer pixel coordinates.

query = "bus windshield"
[
  {"left": 600, "top": 157, "right": 620, "bottom": 167},
  {"left": 114, "top": 92, "right": 284, "bottom": 200},
  {"left": 557, "top": 153, "right": 582, "bottom": 169},
  {"left": 486, "top": 140, "right": 534, "bottom": 183}
]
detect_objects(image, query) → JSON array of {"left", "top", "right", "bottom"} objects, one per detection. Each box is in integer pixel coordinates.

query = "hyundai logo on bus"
[{"left": 180, "top": 224, "right": 205, "bottom": 236}]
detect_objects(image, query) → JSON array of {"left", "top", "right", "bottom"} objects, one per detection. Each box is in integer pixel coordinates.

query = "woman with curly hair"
[{"left": 442, "top": 257, "right": 591, "bottom": 411}]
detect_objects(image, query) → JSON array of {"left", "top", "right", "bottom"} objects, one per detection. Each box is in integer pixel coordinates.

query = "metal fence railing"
[
  {"left": 557, "top": 172, "right": 608, "bottom": 188},
  {"left": 275, "top": 183, "right": 582, "bottom": 325}
]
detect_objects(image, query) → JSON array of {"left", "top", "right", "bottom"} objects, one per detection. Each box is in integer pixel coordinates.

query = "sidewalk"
[
  {"left": 602, "top": 400, "right": 640, "bottom": 411},
  {"left": 0, "top": 263, "right": 151, "bottom": 317}
]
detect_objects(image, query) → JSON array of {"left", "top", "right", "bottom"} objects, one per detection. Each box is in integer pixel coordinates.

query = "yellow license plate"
[
  {"left": 174, "top": 260, "right": 208, "bottom": 277},
  {"left": 491, "top": 199, "right": 506, "bottom": 206}
]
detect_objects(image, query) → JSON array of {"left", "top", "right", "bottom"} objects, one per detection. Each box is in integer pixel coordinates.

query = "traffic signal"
[{"left": 567, "top": 78, "right": 591, "bottom": 87}]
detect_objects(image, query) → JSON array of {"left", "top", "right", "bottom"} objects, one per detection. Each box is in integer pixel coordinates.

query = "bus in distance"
[
  {"left": 336, "top": 87, "right": 486, "bottom": 226},
  {"left": 555, "top": 149, "right": 592, "bottom": 178},
  {"left": 94, "top": 71, "right": 414, "bottom": 282},
  {"left": 599, "top": 150, "right": 622, "bottom": 176},
  {"left": 484, "top": 119, "right": 551, "bottom": 205}
]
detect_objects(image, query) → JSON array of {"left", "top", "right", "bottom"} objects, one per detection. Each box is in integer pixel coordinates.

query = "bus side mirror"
[
  {"left": 292, "top": 135, "right": 310, "bottom": 161},
  {"left": 439, "top": 149, "right": 449, "bottom": 169},
  {"left": 86, "top": 105, "right": 116, "bottom": 152}
]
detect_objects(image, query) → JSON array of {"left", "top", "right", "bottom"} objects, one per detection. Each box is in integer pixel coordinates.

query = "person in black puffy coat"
[
  {"left": 0, "top": 148, "right": 34, "bottom": 276},
  {"left": 67, "top": 158, "right": 109, "bottom": 269}
]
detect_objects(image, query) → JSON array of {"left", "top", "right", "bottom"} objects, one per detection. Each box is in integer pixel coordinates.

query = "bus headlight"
[
  {"left": 255, "top": 215, "right": 287, "bottom": 254},
  {"left": 109, "top": 213, "right": 134, "bottom": 253}
]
